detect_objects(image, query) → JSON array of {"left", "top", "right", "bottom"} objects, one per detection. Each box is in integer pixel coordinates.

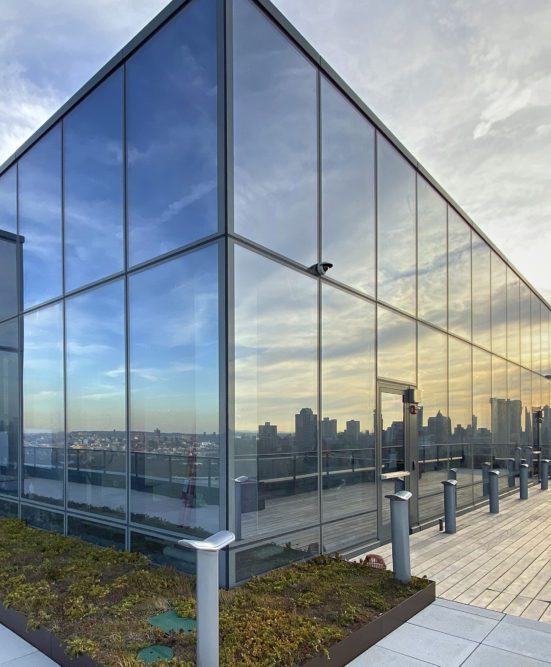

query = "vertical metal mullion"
[
  {"left": 61, "top": 120, "right": 68, "bottom": 534},
  {"left": 16, "top": 161, "right": 22, "bottom": 519},
  {"left": 123, "top": 62, "right": 131, "bottom": 552},
  {"left": 374, "top": 131, "right": 381, "bottom": 539},
  {"left": 316, "top": 69, "right": 323, "bottom": 551}
]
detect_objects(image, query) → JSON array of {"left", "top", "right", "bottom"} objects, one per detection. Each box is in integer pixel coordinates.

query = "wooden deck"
[{"left": 365, "top": 485, "right": 551, "bottom": 623}]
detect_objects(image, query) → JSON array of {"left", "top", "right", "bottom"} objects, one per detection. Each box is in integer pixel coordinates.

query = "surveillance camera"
[{"left": 309, "top": 261, "right": 333, "bottom": 276}]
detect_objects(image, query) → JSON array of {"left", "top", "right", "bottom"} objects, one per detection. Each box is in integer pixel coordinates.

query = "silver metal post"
[
  {"left": 448, "top": 468, "right": 457, "bottom": 481},
  {"left": 441, "top": 480, "right": 457, "bottom": 533},
  {"left": 482, "top": 462, "right": 491, "bottom": 497},
  {"left": 385, "top": 490, "right": 411, "bottom": 584},
  {"left": 520, "top": 463, "right": 529, "bottom": 500},
  {"left": 178, "top": 531, "right": 235, "bottom": 667},
  {"left": 541, "top": 459, "right": 549, "bottom": 491},
  {"left": 234, "top": 476, "right": 248, "bottom": 541},
  {"left": 488, "top": 470, "right": 500, "bottom": 513},
  {"left": 507, "top": 458, "right": 515, "bottom": 488}
]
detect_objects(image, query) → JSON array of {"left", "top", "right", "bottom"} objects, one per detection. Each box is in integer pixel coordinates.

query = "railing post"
[
  {"left": 482, "top": 461, "right": 491, "bottom": 497},
  {"left": 385, "top": 490, "right": 411, "bottom": 584},
  {"left": 541, "top": 459, "right": 549, "bottom": 491},
  {"left": 520, "top": 463, "right": 529, "bottom": 500},
  {"left": 489, "top": 470, "right": 500, "bottom": 513},
  {"left": 234, "top": 476, "right": 248, "bottom": 541},
  {"left": 507, "top": 458, "right": 516, "bottom": 488},
  {"left": 441, "top": 480, "right": 457, "bottom": 534},
  {"left": 178, "top": 531, "right": 235, "bottom": 667}
]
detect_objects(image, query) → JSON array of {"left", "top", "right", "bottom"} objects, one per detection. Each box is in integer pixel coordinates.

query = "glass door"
[{"left": 377, "top": 382, "right": 418, "bottom": 541}]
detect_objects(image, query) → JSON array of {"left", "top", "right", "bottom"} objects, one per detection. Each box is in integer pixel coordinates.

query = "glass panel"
[
  {"left": 0, "top": 166, "right": 17, "bottom": 234},
  {"left": 67, "top": 516, "right": 125, "bottom": 550},
  {"left": 449, "top": 338, "right": 472, "bottom": 444},
  {"left": 64, "top": 69, "right": 124, "bottom": 291},
  {"left": 531, "top": 294, "right": 541, "bottom": 375},
  {"left": 19, "top": 127, "right": 62, "bottom": 309},
  {"left": 322, "top": 513, "right": 377, "bottom": 555},
  {"left": 543, "top": 309, "right": 551, "bottom": 377},
  {"left": 377, "top": 307, "right": 416, "bottom": 384},
  {"left": 0, "top": 319, "right": 19, "bottom": 497},
  {"left": 472, "top": 235, "right": 491, "bottom": 349},
  {"left": 472, "top": 347, "right": 491, "bottom": 502},
  {"left": 233, "top": 245, "right": 318, "bottom": 542},
  {"left": 508, "top": 363, "right": 522, "bottom": 447},
  {"left": 321, "top": 286, "right": 375, "bottom": 532},
  {"left": 507, "top": 268, "right": 521, "bottom": 365},
  {"left": 21, "top": 505, "right": 64, "bottom": 533},
  {"left": 381, "top": 393, "right": 404, "bottom": 474},
  {"left": 127, "top": 0, "right": 218, "bottom": 266},
  {"left": 448, "top": 210, "right": 471, "bottom": 340},
  {"left": 23, "top": 304, "right": 64, "bottom": 505},
  {"left": 233, "top": 0, "right": 317, "bottom": 265},
  {"left": 491, "top": 254, "right": 507, "bottom": 358},
  {"left": 131, "top": 531, "right": 196, "bottom": 573},
  {"left": 417, "top": 325, "right": 449, "bottom": 517},
  {"left": 520, "top": 282, "right": 531, "bottom": 369},
  {"left": 0, "top": 239, "right": 18, "bottom": 323},
  {"left": 521, "top": 368, "right": 532, "bottom": 446},
  {"left": 0, "top": 498, "right": 18, "bottom": 518},
  {"left": 321, "top": 77, "right": 375, "bottom": 294},
  {"left": 417, "top": 178, "right": 447, "bottom": 329},
  {"left": 377, "top": 136, "right": 416, "bottom": 314},
  {"left": 491, "top": 356, "right": 508, "bottom": 444},
  {"left": 66, "top": 281, "right": 126, "bottom": 518},
  {"left": 129, "top": 244, "right": 220, "bottom": 535}
]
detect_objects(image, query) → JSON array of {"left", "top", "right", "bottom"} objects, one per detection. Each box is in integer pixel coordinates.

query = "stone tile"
[
  {"left": 502, "top": 613, "right": 551, "bottom": 635},
  {"left": 462, "top": 644, "right": 551, "bottom": 666},
  {"left": 484, "top": 619, "right": 551, "bottom": 662},
  {"left": 377, "top": 622, "right": 477, "bottom": 666},
  {"left": 347, "top": 645, "right": 436, "bottom": 666},
  {"left": 433, "top": 598, "right": 504, "bottom": 621},
  {"left": 1, "top": 654, "right": 60, "bottom": 667},
  {"left": 0, "top": 627, "right": 41, "bottom": 664},
  {"left": 407, "top": 603, "right": 498, "bottom": 642}
]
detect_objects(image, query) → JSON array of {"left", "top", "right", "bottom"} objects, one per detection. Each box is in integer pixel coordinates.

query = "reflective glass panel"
[
  {"left": 19, "top": 127, "right": 62, "bottom": 308},
  {"left": 543, "top": 309, "right": 551, "bottom": 377},
  {"left": 233, "top": 245, "right": 318, "bottom": 541},
  {"left": 23, "top": 303, "right": 64, "bottom": 505},
  {"left": 321, "top": 77, "right": 375, "bottom": 294},
  {"left": 21, "top": 505, "right": 64, "bottom": 533},
  {"left": 472, "top": 235, "right": 491, "bottom": 349},
  {"left": 417, "top": 178, "right": 447, "bottom": 329},
  {"left": 66, "top": 281, "right": 126, "bottom": 518},
  {"left": 472, "top": 347, "right": 491, "bottom": 501},
  {"left": 131, "top": 531, "right": 196, "bottom": 574},
  {"left": 0, "top": 239, "right": 18, "bottom": 322},
  {"left": 127, "top": 0, "right": 218, "bottom": 266},
  {"left": 0, "top": 319, "right": 19, "bottom": 497},
  {"left": 377, "top": 306, "right": 416, "bottom": 384},
  {"left": 129, "top": 244, "right": 220, "bottom": 535},
  {"left": 492, "top": 356, "right": 508, "bottom": 444},
  {"left": 449, "top": 337, "right": 472, "bottom": 443},
  {"left": 377, "top": 136, "right": 416, "bottom": 314},
  {"left": 67, "top": 516, "right": 125, "bottom": 550},
  {"left": 508, "top": 363, "right": 521, "bottom": 447},
  {"left": 521, "top": 368, "right": 532, "bottom": 445},
  {"left": 321, "top": 285, "right": 375, "bottom": 532},
  {"left": 491, "top": 253, "right": 507, "bottom": 358},
  {"left": 0, "top": 499, "right": 17, "bottom": 519},
  {"left": 417, "top": 325, "right": 449, "bottom": 515},
  {"left": 448, "top": 210, "right": 471, "bottom": 340},
  {"left": 64, "top": 69, "right": 124, "bottom": 290},
  {"left": 507, "top": 268, "right": 520, "bottom": 365},
  {"left": 233, "top": 0, "right": 317, "bottom": 265},
  {"left": 520, "top": 283, "right": 531, "bottom": 369},
  {"left": 0, "top": 166, "right": 16, "bottom": 234},
  {"left": 531, "top": 293, "right": 541, "bottom": 375}
]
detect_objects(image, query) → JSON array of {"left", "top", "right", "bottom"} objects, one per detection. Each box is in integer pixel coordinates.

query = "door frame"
[{"left": 376, "top": 380, "right": 419, "bottom": 541}]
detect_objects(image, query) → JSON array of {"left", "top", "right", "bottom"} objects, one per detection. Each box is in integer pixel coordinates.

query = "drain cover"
[
  {"left": 137, "top": 645, "right": 174, "bottom": 664},
  {"left": 147, "top": 610, "right": 197, "bottom": 633}
]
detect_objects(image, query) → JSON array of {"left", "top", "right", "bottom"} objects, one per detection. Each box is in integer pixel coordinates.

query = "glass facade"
[{"left": 0, "top": 0, "right": 549, "bottom": 587}]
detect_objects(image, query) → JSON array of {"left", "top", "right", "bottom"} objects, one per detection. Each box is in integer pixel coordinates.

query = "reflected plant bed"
[{"left": 0, "top": 518, "right": 432, "bottom": 666}]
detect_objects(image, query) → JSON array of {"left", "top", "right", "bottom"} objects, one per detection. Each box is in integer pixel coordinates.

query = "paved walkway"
[
  {"left": 350, "top": 598, "right": 551, "bottom": 666},
  {"left": 371, "top": 485, "right": 551, "bottom": 620},
  {"left": 0, "top": 624, "right": 58, "bottom": 666}
]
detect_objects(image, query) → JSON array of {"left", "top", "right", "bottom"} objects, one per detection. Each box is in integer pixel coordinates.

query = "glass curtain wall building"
[{"left": 0, "top": 0, "right": 550, "bottom": 585}]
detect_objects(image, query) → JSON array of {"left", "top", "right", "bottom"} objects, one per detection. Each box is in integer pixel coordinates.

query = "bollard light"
[
  {"left": 520, "top": 463, "right": 529, "bottom": 500},
  {"left": 234, "top": 476, "right": 249, "bottom": 541},
  {"left": 178, "top": 531, "right": 235, "bottom": 667},
  {"left": 385, "top": 490, "right": 412, "bottom": 584},
  {"left": 541, "top": 460, "right": 549, "bottom": 491},
  {"left": 488, "top": 470, "right": 500, "bottom": 513},
  {"left": 441, "top": 479, "right": 457, "bottom": 534}
]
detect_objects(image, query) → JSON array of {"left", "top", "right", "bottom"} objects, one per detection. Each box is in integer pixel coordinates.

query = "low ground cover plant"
[{"left": 0, "top": 519, "right": 429, "bottom": 666}]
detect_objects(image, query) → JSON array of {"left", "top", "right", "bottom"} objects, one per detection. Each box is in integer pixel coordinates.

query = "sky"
[{"left": 0, "top": 0, "right": 550, "bottom": 302}]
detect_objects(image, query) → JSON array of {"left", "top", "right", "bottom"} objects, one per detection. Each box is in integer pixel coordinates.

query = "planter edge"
[
  {"left": 0, "top": 601, "right": 100, "bottom": 667},
  {"left": 302, "top": 580, "right": 436, "bottom": 667}
]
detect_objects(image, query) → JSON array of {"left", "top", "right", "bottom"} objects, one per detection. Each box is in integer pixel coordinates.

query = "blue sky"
[{"left": 1, "top": 0, "right": 550, "bottom": 301}]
